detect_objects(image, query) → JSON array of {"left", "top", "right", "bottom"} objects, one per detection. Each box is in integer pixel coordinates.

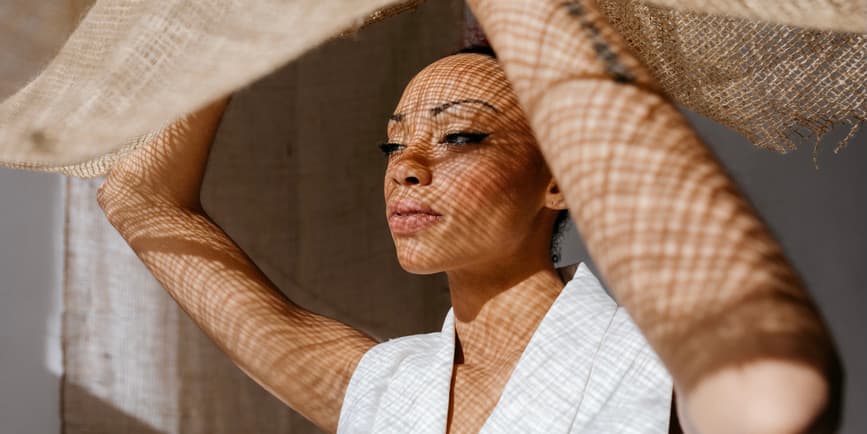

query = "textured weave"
[
  {"left": 337, "top": 263, "right": 672, "bottom": 433},
  {"left": 0, "top": 0, "right": 864, "bottom": 176},
  {"left": 645, "top": 0, "right": 866, "bottom": 32},
  {"left": 0, "top": 0, "right": 422, "bottom": 176},
  {"left": 596, "top": 0, "right": 867, "bottom": 166}
]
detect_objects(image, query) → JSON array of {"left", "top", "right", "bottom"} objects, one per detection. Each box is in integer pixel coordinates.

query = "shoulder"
[
  {"left": 551, "top": 263, "right": 674, "bottom": 432},
  {"left": 579, "top": 275, "right": 673, "bottom": 432},
  {"left": 337, "top": 324, "right": 452, "bottom": 433},
  {"left": 352, "top": 331, "right": 446, "bottom": 378},
  {"left": 573, "top": 263, "right": 672, "bottom": 400}
]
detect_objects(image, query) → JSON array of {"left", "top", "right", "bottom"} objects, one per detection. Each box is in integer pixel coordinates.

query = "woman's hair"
[
  {"left": 452, "top": 45, "right": 572, "bottom": 265},
  {"left": 455, "top": 45, "right": 498, "bottom": 58},
  {"left": 550, "top": 210, "right": 571, "bottom": 264}
]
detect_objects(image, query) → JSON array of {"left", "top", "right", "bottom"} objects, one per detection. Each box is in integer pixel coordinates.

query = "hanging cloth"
[{"left": 0, "top": 0, "right": 864, "bottom": 176}]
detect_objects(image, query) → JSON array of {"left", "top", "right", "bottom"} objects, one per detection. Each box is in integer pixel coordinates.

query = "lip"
[{"left": 387, "top": 199, "right": 443, "bottom": 235}]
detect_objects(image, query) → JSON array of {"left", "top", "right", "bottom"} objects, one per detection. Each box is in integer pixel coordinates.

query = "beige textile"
[
  {"left": 0, "top": 0, "right": 865, "bottom": 176},
  {"left": 645, "top": 0, "right": 866, "bottom": 32},
  {"left": 596, "top": 0, "right": 866, "bottom": 164},
  {"left": 0, "top": 0, "right": 421, "bottom": 176},
  {"left": 61, "top": 1, "right": 461, "bottom": 432}
]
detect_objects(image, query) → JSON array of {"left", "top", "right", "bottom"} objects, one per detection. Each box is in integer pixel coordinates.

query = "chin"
[
  {"left": 396, "top": 256, "right": 444, "bottom": 275},
  {"left": 393, "top": 241, "right": 448, "bottom": 275}
]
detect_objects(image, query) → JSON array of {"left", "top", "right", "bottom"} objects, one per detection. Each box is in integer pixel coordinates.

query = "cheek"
[
  {"left": 439, "top": 150, "right": 546, "bottom": 234},
  {"left": 383, "top": 138, "right": 550, "bottom": 273}
]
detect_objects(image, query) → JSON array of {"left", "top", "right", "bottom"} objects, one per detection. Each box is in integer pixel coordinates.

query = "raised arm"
[
  {"left": 96, "top": 98, "right": 376, "bottom": 432},
  {"left": 467, "top": 1, "right": 841, "bottom": 433}
]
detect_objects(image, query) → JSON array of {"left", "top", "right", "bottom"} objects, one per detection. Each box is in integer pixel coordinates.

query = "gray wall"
[
  {"left": 687, "top": 113, "right": 865, "bottom": 434},
  {"left": 0, "top": 168, "right": 63, "bottom": 434}
]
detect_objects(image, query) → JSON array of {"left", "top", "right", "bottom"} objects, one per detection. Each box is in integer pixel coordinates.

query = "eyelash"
[
  {"left": 441, "top": 132, "right": 490, "bottom": 145},
  {"left": 378, "top": 142, "right": 405, "bottom": 156},
  {"left": 378, "top": 132, "right": 490, "bottom": 156}
]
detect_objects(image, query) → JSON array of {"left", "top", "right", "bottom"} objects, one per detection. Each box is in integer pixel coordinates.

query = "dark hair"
[
  {"left": 550, "top": 210, "right": 571, "bottom": 264},
  {"left": 454, "top": 45, "right": 497, "bottom": 59}
]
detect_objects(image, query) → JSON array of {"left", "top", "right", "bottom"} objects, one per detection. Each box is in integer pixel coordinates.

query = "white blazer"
[{"left": 337, "top": 262, "right": 673, "bottom": 433}]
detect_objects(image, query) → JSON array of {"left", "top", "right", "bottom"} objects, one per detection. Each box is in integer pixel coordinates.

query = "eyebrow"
[
  {"left": 388, "top": 99, "right": 502, "bottom": 122},
  {"left": 431, "top": 99, "right": 502, "bottom": 117}
]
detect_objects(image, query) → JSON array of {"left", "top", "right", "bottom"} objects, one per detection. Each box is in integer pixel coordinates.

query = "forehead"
[{"left": 394, "top": 53, "right": 518, "bottom": 115}]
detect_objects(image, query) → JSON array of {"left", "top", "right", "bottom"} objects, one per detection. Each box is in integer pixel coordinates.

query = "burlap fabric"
[
  {"left": 597, "top": 0, "right": 866, "bottom": 167},
  {"left": 0, "top": 0, "right": 864, "bottom": 176},
  {"left": 0, "top": 0, "right": 426, "bottom": 176},
  {"left": 647, "top": 0, "right": 865, "bottom": 32}
]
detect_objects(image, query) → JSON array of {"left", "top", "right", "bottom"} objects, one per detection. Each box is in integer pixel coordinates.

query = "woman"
[{"left": 97, "top": 0, "right": 839, "bottom": 432}]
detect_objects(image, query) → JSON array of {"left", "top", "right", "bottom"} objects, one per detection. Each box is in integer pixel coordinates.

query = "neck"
[{"left": 446, "top": 256, "right": 566, "bottom": 367}]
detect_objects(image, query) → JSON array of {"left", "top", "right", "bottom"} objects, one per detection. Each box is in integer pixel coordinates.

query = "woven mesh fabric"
[
  {"left": 0, "top": 0, "right": 424, "bottom": 177},
  {"left": 0, "top": 0, "right": 864, "bottom": 176},
  {"left": 597, "top": 0, "right": 866, "bottom": 166},
  {"left": 646, "top": 0, "right": 865, "bottom": 32}
]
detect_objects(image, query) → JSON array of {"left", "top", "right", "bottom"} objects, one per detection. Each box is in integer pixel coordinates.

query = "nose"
[{"left": 391, "top": 158, "right": 432, "bottom": 186}]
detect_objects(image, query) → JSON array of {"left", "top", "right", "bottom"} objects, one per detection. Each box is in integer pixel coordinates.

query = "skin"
[{"left": 98, "top": 5, "right": 840, "bottom": 432}]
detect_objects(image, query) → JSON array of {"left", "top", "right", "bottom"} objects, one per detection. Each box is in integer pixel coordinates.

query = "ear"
[{"left": 544, "top": 179, "right": 568, "bottom": 211}]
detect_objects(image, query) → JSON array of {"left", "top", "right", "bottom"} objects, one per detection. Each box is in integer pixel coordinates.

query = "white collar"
[{"left": 338, "top": 262, "right": 673, "bottom": 433}]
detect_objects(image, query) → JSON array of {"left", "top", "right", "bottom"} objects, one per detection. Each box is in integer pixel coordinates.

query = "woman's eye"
[
  {"left": 441, "top": 132, "right": 490, "bottom": 145},
  {"left": 378, "top": 142, "right": 405, "bottom": 156}
]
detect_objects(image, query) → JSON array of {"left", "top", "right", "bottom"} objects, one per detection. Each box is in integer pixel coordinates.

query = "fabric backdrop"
[{"left": 62, "top": 2, "right": 462, "bottom": 432}]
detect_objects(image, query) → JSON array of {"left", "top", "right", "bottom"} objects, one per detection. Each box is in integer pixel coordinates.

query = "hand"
[
  {"left": 98, "top": 97, "right": 230, "bottom": 217},
  {"left": 466, "top": 0, "right": 658, "bottom": 112}
]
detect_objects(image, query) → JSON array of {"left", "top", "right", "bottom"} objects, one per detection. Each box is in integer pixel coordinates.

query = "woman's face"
[{"left": 383, "top": 53, "right": 559, "bottom": 274}]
